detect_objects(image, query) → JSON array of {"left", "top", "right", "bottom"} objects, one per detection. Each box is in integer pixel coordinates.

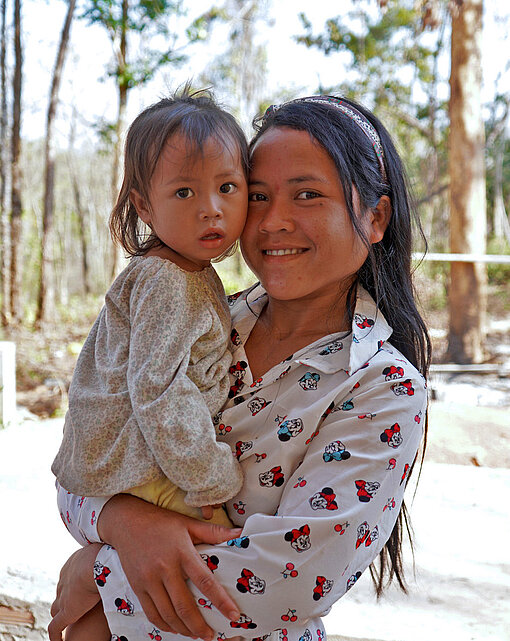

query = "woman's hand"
[
  {"left": 98, "top": 494, "right": 243, "bottom": 640},
  {"left": 48, "top": 543, "right": 102, "bottom": 641}
]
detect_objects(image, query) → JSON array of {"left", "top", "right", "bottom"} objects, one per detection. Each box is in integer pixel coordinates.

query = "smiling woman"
[{"left": 49, "top": 94, "right": 430, "bottom": 641}]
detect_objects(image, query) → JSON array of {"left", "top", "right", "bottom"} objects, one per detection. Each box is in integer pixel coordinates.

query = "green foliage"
[{"left": 487, "top": 238, "right": 510, "bottom": 286}]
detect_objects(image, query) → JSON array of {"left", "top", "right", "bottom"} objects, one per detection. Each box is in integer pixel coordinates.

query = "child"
[{"left": 52, "top": 88, "right": 249, "bottom": 639}]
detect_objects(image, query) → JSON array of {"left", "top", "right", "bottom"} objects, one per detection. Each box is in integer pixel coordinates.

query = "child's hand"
[{"left": 200, "top": 503, "right": 223, "bottom": 520}]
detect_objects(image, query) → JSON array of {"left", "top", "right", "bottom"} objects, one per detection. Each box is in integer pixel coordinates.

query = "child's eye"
[
  {"left": 176, "top": 187, "right": 193, "bottom": 199},
  {"left": 248, "top": 192, "right": 267, "bottom": 202},
  {"left": 296, "top": 190, "right": 321, "bottom": 200},
  {"left": 219, "top": 182, "right": 237, "bottom": 194}
]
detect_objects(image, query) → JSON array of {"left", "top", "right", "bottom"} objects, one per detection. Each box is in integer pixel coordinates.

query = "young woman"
[{"left": 49, "top": 95, "right": 430, "bottom": 641}]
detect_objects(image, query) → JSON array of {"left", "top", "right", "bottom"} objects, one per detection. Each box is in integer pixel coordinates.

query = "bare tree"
[
  {"left": 10, "top": 0, "right": 22, "bottom": 322},
  {"left": 36, "top": 0, "right": 76, "bottom": 324},
  {"left": 0, "top": 0, "right": 10, "bottom": 326},
  {"left": 446, "top": 0, "right": 487, "bottom": 362}
]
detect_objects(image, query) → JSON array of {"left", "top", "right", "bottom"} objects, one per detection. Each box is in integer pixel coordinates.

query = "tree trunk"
[
  {"left": 446, "top": 0, "right": 487, "bottom": 363},
  {"left": 109, "top": 0, "right": 128, "bottom": 281},
  {"left": 10, "top": 0, "right": 23, "bottom": 323},
  {"left": 36, "top": 0, "right": 76, "bottom": 325},
  {"left": 0, "top": 0, "right": 10, "bottom": 326}
]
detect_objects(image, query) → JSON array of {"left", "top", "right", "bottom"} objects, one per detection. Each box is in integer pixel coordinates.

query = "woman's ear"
[
  {"left": 369, "top": 195, "right": 391, "bottom": 244},
  {"left": 130, "top": 189, "right": 151, "bottom": 226}
]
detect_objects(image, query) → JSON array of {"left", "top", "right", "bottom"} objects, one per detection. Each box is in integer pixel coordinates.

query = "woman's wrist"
[{"left": 97, "top": 493, "right": 163, "bottom": 546}]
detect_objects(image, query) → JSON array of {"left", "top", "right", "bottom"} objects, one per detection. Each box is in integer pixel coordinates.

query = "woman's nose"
[{"left": 258, "top": 198, "right": 294, "bottom": 233}]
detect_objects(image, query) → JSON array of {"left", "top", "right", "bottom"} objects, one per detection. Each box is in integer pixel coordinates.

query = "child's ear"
[
  {"left": 130, "top": 189, "right": 151, "bottom": 226},
  {"left": 369, "top": 195, "right": 391, "bottom": 244}
]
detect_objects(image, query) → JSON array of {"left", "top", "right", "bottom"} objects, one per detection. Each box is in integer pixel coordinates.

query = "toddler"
[{"left": 52, "top": 87, "right": 249, "bottom": 639}]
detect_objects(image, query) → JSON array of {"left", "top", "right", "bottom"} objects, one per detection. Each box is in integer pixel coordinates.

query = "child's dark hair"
[
  {"left": 111, "top": 85, "right": 250, "bottom": 256},
  {"left": 252, "top": 96, "right": 431, "bottom": 596}
]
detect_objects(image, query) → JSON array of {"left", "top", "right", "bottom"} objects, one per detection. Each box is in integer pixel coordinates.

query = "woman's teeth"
[{"left": 264, "top": 248, "right": 304, "bottom": 256}]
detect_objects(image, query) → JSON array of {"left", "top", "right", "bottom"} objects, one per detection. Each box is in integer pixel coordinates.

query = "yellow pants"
[{"left": 128, "top": 477, "right": 233, "bottom": 527}]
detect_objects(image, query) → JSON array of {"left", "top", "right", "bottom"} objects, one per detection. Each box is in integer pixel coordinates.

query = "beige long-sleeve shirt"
[{"left": 52, "top": 255, "right": 243, "bottom": 506}]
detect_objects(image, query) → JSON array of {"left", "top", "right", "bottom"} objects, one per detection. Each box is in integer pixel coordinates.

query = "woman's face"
[{"left": 241, "top": 127, "right": 387, "bottom": 304}]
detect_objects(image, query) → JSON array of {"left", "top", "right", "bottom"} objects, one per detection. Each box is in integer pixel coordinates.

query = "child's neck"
[{"left": 144, "top": 245, "right": 209, "bottom": 272}]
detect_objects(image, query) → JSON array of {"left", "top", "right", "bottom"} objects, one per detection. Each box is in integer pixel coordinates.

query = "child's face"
[{"left": 132, "top": 132, "right": 248, "bottom": 268}]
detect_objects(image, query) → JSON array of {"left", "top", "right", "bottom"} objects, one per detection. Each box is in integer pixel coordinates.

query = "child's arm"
[{"left": 127, "top": 263, "right": 243, "bottom": 507}]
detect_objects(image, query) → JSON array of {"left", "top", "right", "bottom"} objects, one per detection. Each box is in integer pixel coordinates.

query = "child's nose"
[{"left": 199, "top": 195, "right": 222, "bottom": 219}]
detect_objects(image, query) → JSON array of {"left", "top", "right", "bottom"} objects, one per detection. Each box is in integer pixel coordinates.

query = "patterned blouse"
[
  {"left": 52, "top": 255, "right": 242, "bottom": 507},
  {"left": 57, "top": 283, "right": 427, "bottom": 641}
]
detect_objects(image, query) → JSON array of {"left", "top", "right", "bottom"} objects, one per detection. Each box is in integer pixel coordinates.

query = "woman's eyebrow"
[{"left": 249, "top": 175, "right": 327, "bottom": 187}]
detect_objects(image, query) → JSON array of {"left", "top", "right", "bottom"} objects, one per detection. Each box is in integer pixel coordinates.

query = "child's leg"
[{"left": 64, "top": 602, "right": 110, "bottom": 641}]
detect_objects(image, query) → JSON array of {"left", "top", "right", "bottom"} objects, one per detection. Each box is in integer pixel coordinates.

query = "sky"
[{"left": 14, "top": 0, "right": 510, "bottom": 144}]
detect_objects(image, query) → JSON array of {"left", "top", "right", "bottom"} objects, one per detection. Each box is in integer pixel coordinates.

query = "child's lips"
[{"left": 201, "top": 229, "right": 225, "bottom": 241}]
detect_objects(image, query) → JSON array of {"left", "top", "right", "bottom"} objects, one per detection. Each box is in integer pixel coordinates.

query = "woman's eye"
[
  {"left": 248, "top": 192, "right": 267, "bottom": 202},
  {"left": 296, "top": 190, "right": 321, "bottom": 200},
  {"left": 176, "top": 187, "right": 193, "bottom": 199},
  {"left": 219, "top": 182, "right": 237, "bottom": 194}
]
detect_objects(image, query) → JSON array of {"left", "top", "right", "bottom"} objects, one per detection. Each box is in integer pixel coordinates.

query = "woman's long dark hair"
[{"left": 251, "top": 96, "right": 431, "bottom": 596}]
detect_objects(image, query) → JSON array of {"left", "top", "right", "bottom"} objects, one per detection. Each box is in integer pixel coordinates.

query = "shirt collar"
[{"left": 229, "top": 283, "right": 393, "bottom": 376}]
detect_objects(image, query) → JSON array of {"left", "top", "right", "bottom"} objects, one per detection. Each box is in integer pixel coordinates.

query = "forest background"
[{"left": 0, "top": 0, "right": 509, "bottom": 419}]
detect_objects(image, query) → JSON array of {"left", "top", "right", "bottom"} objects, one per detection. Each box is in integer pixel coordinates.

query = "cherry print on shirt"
[
  {"left": 391, "top": 379, "right": 415, "bottom": 396},
  {"left": 400, "top": 463, "right": 411, "bottom": 485},
  {"left": 334, "top": 521, "right": 349, "bottom": 535},
  {"left": 284, "top": 524, "right": 311, "bottom": 552},
  {"left": 281, "top": 562, "right": 299, "bottom": 579},
  {"left": 299, "top": 372, "right": 320, "bottom": 391},
  {"left": 279, "top": 628, "right": 289, "bottom": 641},
  {"left": 323, "top": 440, "right": 351, "bottom": 462},
  {"left": 90, "top": 510, "right": 96, "bottom": 526},
  {"left": 236, "top": 568, "right": 266, "bottom": 594},
  {"left": 233, "top": 500, "right": 246, "bottom": 515},
  {"left": 313, "top": 576, "right": 334, "bottom": 601},
  {"left": 198, "top": 598, "right": 212, "bottom": 609},
  {"left": 78, "top": 496, "right": 85, "bottom": 508},
  {"left": 276, "top": 416, "right": 304, "bottom": 442},
  {"left": 230, "top": 614, "right": 257, "bottom": 629},
  {"left": 317, "top": 629, "right": 325, "bottom": 641},
  {"left": 115, "top": 597, "right": 134, "bottom": 616},
  {"left": 255, "top": 452, "right": 267, "bottom": 462},
  {"left": 251, "top": 377, "right": 263, "bottom": 388},
  {"left": 415, "top": 411, "right": 422, "bottom": 424},
  {"left": 149, "top": 628, "right": 162, "bottom": 641},
  {"left": 356, "top": 522, "right": 379, "bottom": 548},
  {"left": 293, "top": 476, "right": 307, "bottom": 488},
  {"left": 247, "top": 396, "right": 272, "bottom": 415},
  {"left": 218, "top": 423, "right": 232, "bottom": 436},
  {"left": 354, "top": 313, "right": 375, "bottom": 329},
  {"left": 305, "top": 427, "right": 320, "bottom": 445},
  {"left": 358, "top": 412, "right": 376, "bottom": 420},
  {"left": 200, "top": 553, "right": 219, "bottom": 572},
  {"left": 387, "top": 457, "right": 397, "bottom": 470},
  {"left": 380, "top": 422, "right": 403, "bottom": 448},
  {"left": 259, "top": 465, "right": 285, "bottom": 487},
  {"left": 93, "top": 561, "right": 111, "bottom": 587},
  {"left": 382, "top": 365, "right": 404, "bottom": 380},
  {"left": 319, "top": 339, "right": 343, "bottom": 355},
  {"left": 309, "top": 487, "right": 338, "bottom": 511},
  {"left": 354, "top": 480, "right": 380, "bottom": 502},
  {"left": 281, "top": 609, "right": 298, "bottom": 623}
]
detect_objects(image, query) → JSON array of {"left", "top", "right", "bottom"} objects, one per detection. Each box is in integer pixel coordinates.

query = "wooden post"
[{"left": 0, "top": 340, "right": 16, "bottom": 428}]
